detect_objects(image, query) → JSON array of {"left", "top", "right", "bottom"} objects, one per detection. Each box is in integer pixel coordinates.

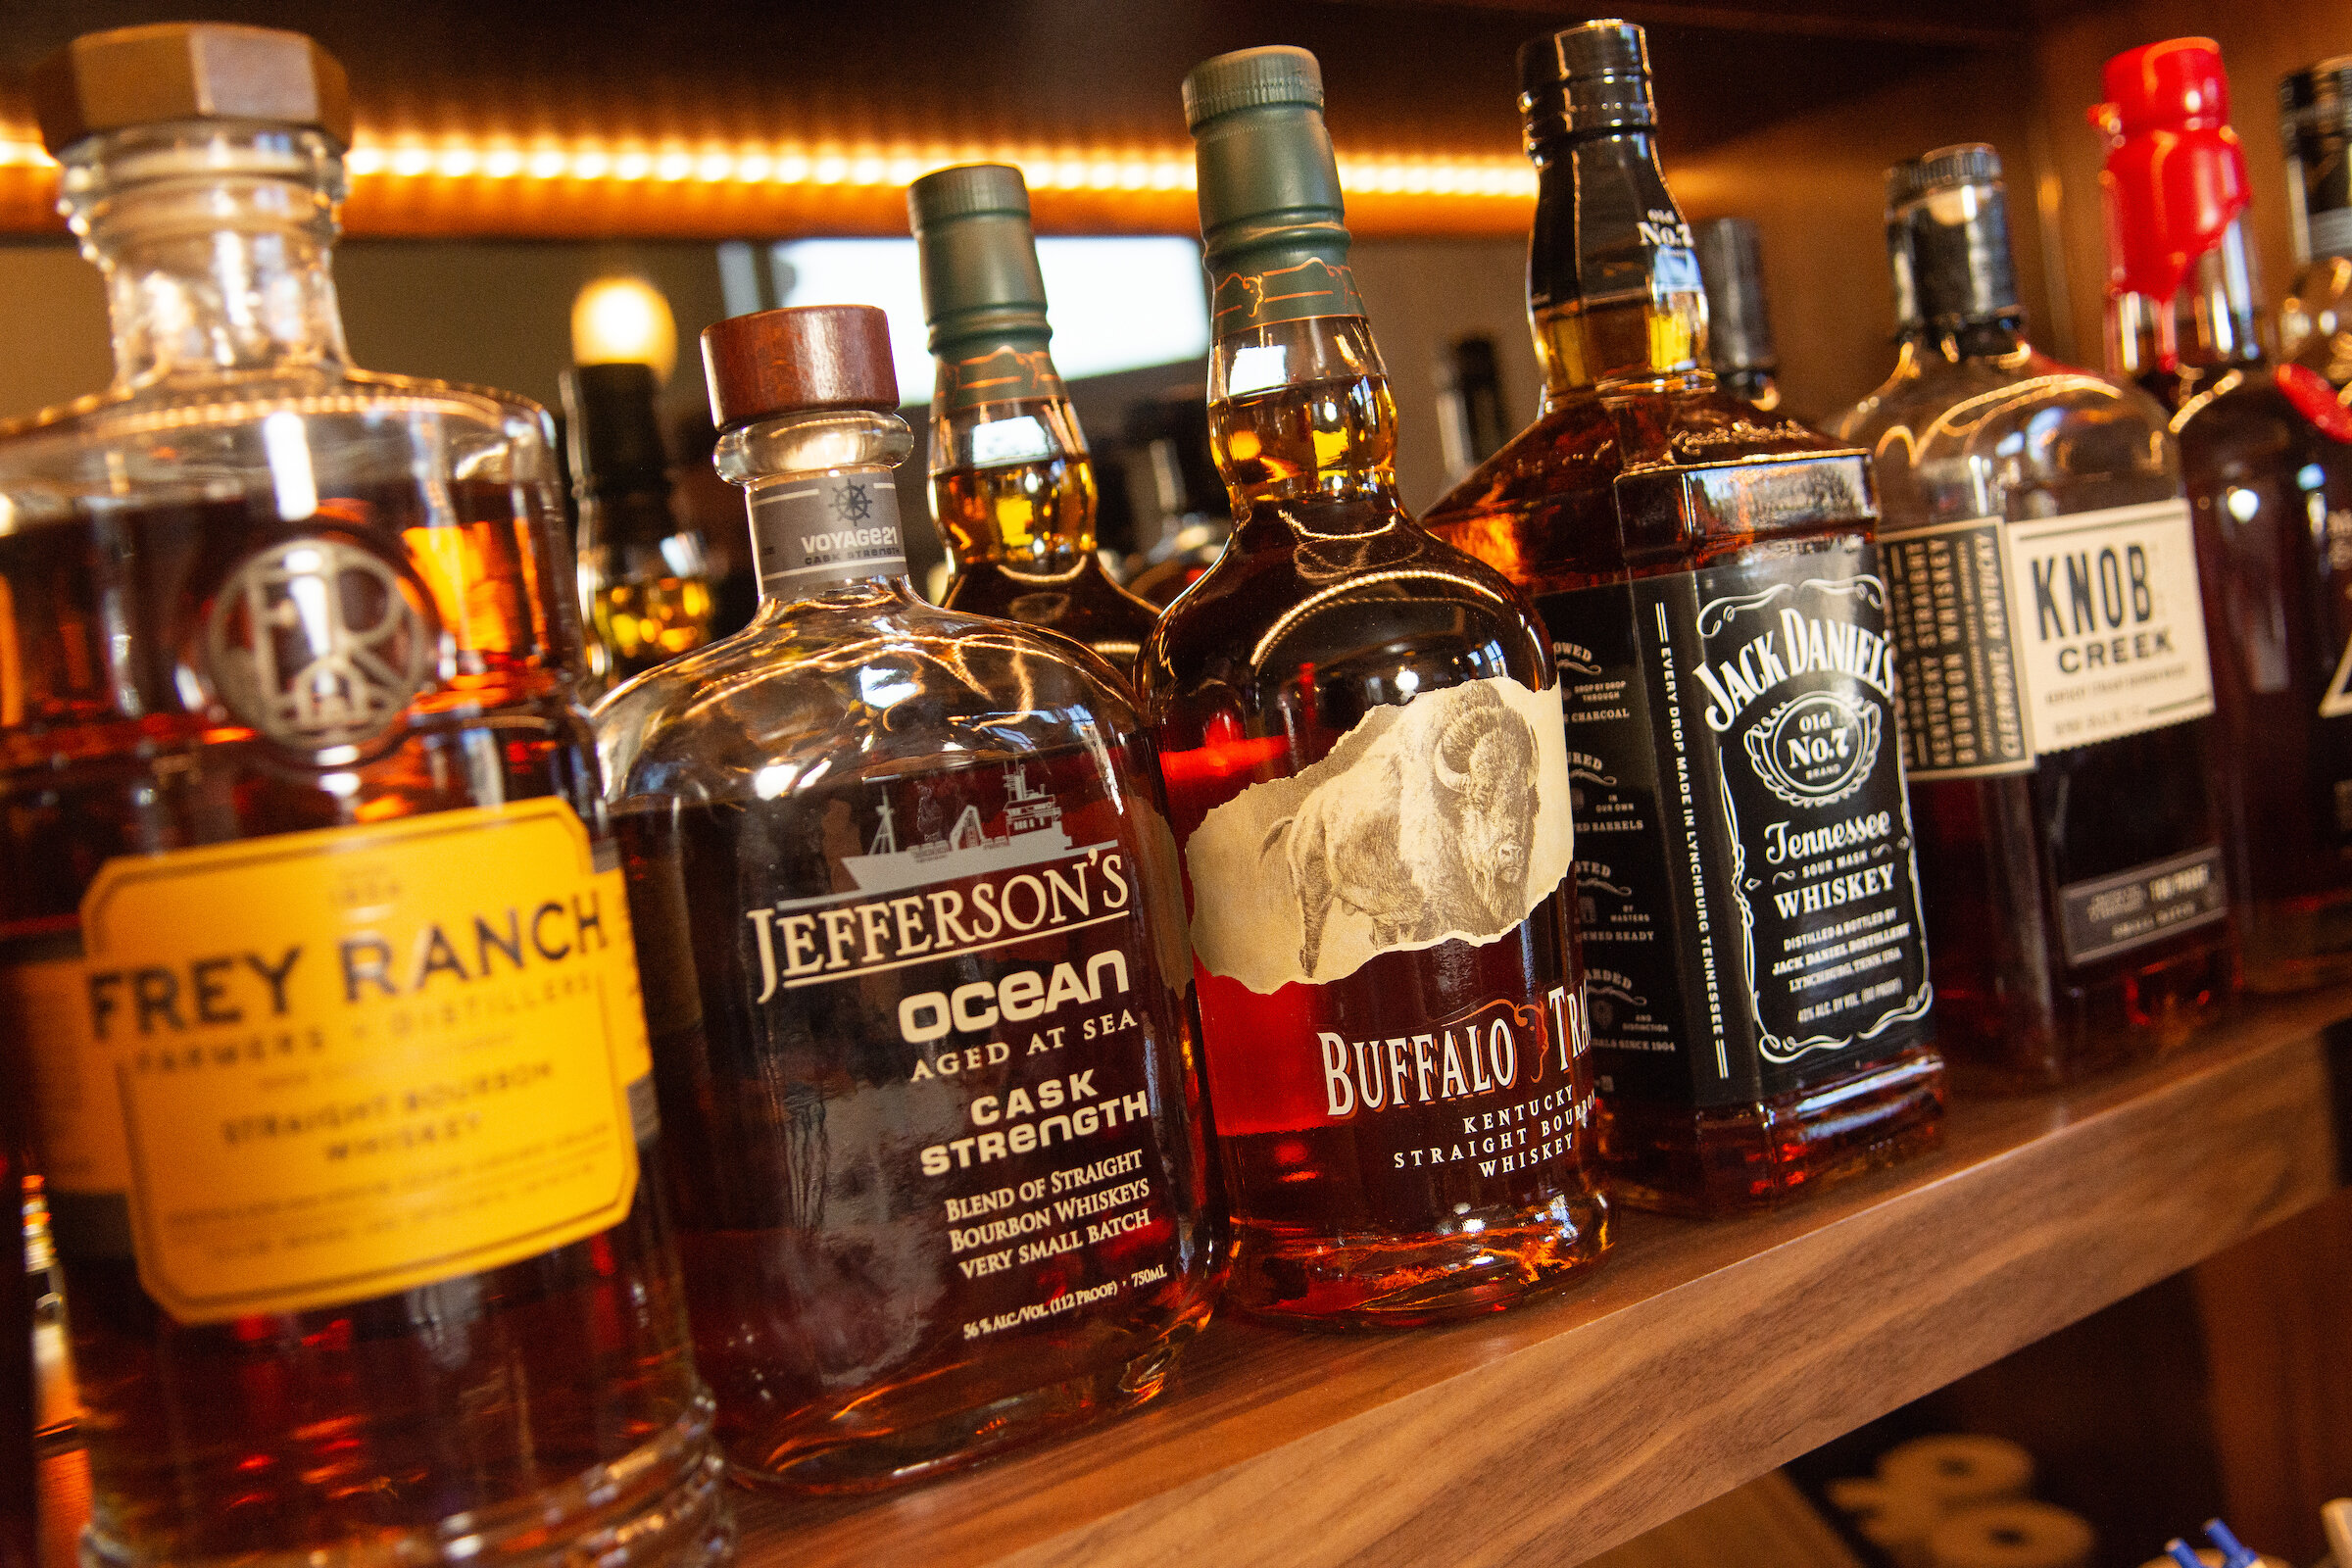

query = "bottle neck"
[
  {"left": 927, "top": 347, "right": 1100, "bottom": 575},
  {"left": 1207, "top": 315, "right": 1402, "bottom": 525},
  {"left": 62, "top": 122, "right": 352, "bottom": 390},
  {"left": 1526, "top": 126, "right": 1709, "bottom": 404},
  {"left": 714, "top": 408, "right": 916, "bottom": 606},
  {"left": 2107, "top": 215, "right": 2267, "bottom": 377}
]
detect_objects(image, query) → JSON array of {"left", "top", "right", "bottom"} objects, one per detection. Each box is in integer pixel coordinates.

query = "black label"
[
  {"left": 1881, "top": 518, "right": 2033, "bottom": 779},
  {"left": 2057, "top": 845, "right": 2229, "bottom": 965},
  {"left": 1544, "top": 540, "right": 1934, "bottom": 1109}
]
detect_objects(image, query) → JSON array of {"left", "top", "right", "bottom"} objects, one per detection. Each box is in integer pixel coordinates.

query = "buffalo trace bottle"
[
  {"left": 909, "top": 164, "right": 1159, "bottom": 672},
  {"left": 595, "top": 305, "right": 1219, "bottom": 1486},
  {"left": 2098, "top": 40, "right": 2352, "bottom": 993},
  {"left": 0, "top": 24, "right": 726, "bottom": 1568},
  {"left": 1139, "top": 46, "right": 1607, "bottom": 1327},
  {"left": 2279, "top": 57, "right": 2352, "bottom": 387},
  {"left": 1847, "top": 144, "right": 2232, "bottom": 1085},
  {"left": 1423, "top": 22, "right": 1943, "bottom": 1213},
  {"left": 564, "top": 361, "right": 718, "bottom": 696}
]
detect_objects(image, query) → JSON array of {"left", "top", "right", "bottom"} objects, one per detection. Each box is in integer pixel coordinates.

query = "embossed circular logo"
[
  {"left": 1740, "top": 690, "right": 1882, "bottom": 808},
  {"left": 205, "top": 537, "right": 435, "bottom": 750}
]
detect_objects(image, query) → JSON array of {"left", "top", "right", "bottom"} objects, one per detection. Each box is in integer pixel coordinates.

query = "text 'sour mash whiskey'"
[
  {"left": 0, "top": 25, "right": 727, "bottom": 1568},
  {"left": 1141, "top": 46, "right": 1609, "bottom": 1326},
  {"left": 594, "top": 305, "right": 1220, "bottom": 1488},
  {"left": 1422, "top": 22, "right": 1945, "bottom": 1213}
]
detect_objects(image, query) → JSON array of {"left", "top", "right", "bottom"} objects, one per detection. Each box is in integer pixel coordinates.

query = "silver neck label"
[{"left": 748, "top": 471, "right": 907, "bottom": 596}]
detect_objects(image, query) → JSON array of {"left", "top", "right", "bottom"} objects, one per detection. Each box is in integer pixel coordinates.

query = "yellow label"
[{"left": 2, "top": 799, "right": 653, "bottom": 1324}]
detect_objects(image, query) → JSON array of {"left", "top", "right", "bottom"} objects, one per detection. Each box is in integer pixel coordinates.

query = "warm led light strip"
[{"left": 0, "top": 135, "right": 1537, "bottom": 200}]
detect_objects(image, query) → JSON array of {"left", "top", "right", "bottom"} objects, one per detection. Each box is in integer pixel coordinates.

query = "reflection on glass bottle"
[
  {"left": 2279, "top": 58, "right": 2352, "bottom": 388},
  {"left": 1694, "top": 218, "right": 1784, "bottom": 413},
  {"left": 1423, "top": 23, "right": 1942, "bottom": 1213},
  {"left": 1140, "top": 46, "right": 1608, "bottom": 1327},
  {"left": 564, "top": 362, "right": 716, "bottom": 695},
  {"left": 908, "top": 164, "right": 1159, "bottom": 673},
  {"left": 1435, "top": 334, "right": 1514, "bottom": 479},
  {"left": 2096, "top": 41, "right": 2352, "bottom": 994},
  {"left": 0, "top": 25, "right": 725, "bottom": 1568},
  {"left": 596, "top": 304, "right": 1221, "bottom": 1489},
  {"left": 1846, "top": 143, "right": 2234, "bottom": 1085}
]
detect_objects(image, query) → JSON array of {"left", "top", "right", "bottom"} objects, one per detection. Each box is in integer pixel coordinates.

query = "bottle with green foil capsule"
[
  {"left": 1422, "top": 22, "right": 1944, "bottom": 1214},
  {"left": 909, "top": 164, "right": 1159, "bottom": 673},
  {"left": 1137, "top": 45, "right": 1610, "bottom": 1329}
]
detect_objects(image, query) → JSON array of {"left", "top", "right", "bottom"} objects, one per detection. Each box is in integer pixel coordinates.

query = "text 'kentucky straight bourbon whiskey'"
[
  {"left": 0, "top": 25, "right": 726, "bottom": 1568},
  {"left": 909, "top": 163, "right": 1161, "bottom": 672},
  {"left": 594, "top": 305, "right": 1220, "bottom": 1490},
  {"left": 1140, "top": 46, "right": 1609, "bottom": 1327},
  {"left": 1423, "top": 22, "right": 1944, "bottom": 1213}
]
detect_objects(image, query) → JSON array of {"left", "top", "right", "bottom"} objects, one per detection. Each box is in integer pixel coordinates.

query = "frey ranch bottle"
[{"left": 1422, "top": 21, "right": 1943, "bottom": 1213}]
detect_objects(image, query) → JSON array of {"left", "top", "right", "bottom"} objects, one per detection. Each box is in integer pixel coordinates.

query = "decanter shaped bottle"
[
  {"left": 1423, "top": 22, "right": 1942, "bottom": 1212},
  {"left": 2097, "top": 39, "right": 2352, "bottom": 993},
  {"left": 0, "top": 24, "right": 725, "bottom": 1568},
  {"left": 595, "top": 305, "right": 1220, "bottom": 1489},
  {"left": 908, "top": 163, "right": 1159, "bottom": 672},
  {"left": 1139, "top": 45, "right": 1608, "bottom": 1327},
  {"left": 1849, "top": 142, "right": 2233, "bottom": 1084}
]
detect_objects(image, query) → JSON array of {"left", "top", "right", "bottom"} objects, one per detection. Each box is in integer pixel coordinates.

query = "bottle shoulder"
[
  {"left": 2177, "top": 371, "right": 2352, "bottom": 471},
  {"left": 597, "top": 596, "right": 1147, "bottom": 807}
]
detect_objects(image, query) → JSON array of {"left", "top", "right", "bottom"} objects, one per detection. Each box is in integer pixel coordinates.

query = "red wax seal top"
[
  {"left": 2277, "top": 363, "right": 2352, "bottom": 444},
  {"left": 2090, "top": 37, "right": 2250, "bottom": 304}
]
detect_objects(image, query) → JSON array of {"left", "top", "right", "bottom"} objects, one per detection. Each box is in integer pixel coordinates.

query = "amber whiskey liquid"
[{"left": 932, "top": 457, "right": 1156, "bottom": 671}]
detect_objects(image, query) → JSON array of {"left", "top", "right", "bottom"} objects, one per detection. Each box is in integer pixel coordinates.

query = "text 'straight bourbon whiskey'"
[
  {"left": 564, "top": 362, "right": 718, "bottom": 696},
  {"left": 0, "top": 25, "right": 726, "bottom": 1568},
  {"left": 1423, "top": 22, "right": 1943, "bottom": 1214},
  {"left": 909, "top": 164, "right": 1160, "bottom": 672},
  {"left": 1140, "top": 46, "right": 1608, "bottom": 1326},
  {"left": 1845, "top": 145, "right": 2233, "bottom": 1085},
  {"left": 2097, "top": 41, "right": 2352, "bottom": 994},
  {"left": 594, "top": 305, "right": 1220, "bottom": 1488}
]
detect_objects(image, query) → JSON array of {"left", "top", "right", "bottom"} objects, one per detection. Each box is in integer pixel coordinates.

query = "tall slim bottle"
[
  {"left": 1849, "top": 143, "right": 2233, "bottom": 1084},
  {"left": 1140, "top": 46, "right": 1608, "bottom": 1327},
  {"left": 596, "top": 305, "right": 1220, "bottom": 1486},
  {"left": 2279, "top": 57, "right": 2352, "bottom": 387},
  {"left": 2097, "top": 40, "right": 2352, "bottom": 993},
  {"left": 1423, "top": 22, "right": 1942, "bottom": 1213},
  {"left": 1693, "top": 218, "right": 1784, "bottom": 413},
  {"left": 0, "top": 25, "right": 725, "bottom": 1568},
  {"left": 1838, "top": 160, "right": 1941, "bottom": 451},
  {"left": 909, "top": 164, "right": 1159, "bottom": 673}
]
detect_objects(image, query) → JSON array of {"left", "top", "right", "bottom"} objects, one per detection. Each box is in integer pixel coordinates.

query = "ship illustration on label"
[
  {"left": 1186, "top": 675, "right": 1575, "bottom": 992},
  {"left": 842, "top": 764, "right": 1077, "bottom": 895}
]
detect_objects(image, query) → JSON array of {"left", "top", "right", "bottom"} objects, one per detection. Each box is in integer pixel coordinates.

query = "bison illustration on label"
[{"left": 1184, "top": 675, "right": 1575, "bottom": 993}]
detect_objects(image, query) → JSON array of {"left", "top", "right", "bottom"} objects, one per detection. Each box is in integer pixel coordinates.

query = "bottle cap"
[
  {"left": 1895, "top": 143, "right": 2023, "bottom": 328},
  {"left": 700, "top": 305, "right": 900, "bottom": 432},
  {"left": 561, "top": 363, "right": 668, "bottom": 491},
  {"left": 2092, "top": 37, "right": 2250, "bottom": 302},
  {"left": 1694, "top": 218, "right": 1778, "bottom": 373},
  {"left": 30, "top": 23, "right": 353, "bottom": 155},
  {"left": 2098, "top": 37, "right": 2230, "bottom": 135},
  {"left": 2280, "top": 56, "right": 2352, "bottom": 129},
  {"left": 1183, "top": 46, "right": 1322, "bottom": 131},
  {"left": 1519, "top": 20, "right": 1655, "bottom": 141},
  {"left": 906, "top": 163, "right": 1053, "bottom": 357},
  {"left": 1184, "top": 46, "right": 1364, "bottom": 328}
]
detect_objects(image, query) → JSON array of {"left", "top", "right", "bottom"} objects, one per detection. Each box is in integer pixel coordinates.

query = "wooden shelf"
[{"left": 740, "top": 989, "right": 2352, "bottom": 1568}]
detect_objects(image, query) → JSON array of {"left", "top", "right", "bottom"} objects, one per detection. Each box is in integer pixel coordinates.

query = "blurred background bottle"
[
  {"left": 1694, "top": 217, "right": 1785, "bottom": 413},
  {"left": 1119, "top": 385, "right": 1230, "bottom": 606},
  {"left": 1434, "top": 333, "right": 1514, "bottom": 478},
  {"left": 2279, "top": 56, "right": 2352, "bottom": 387}
]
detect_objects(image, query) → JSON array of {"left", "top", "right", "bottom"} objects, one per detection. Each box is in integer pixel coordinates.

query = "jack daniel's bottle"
[
  {"left": 595, "top": 305, "right": 1220, "bottom": 1487},
  {"left": 1423, "top": 22, "right": 1942, "bottom": 1213},
  {"left": 1140, "top": 46, "right": 1608, "bottom": 1326},
  {"left": 0, "top": 25, "right": 725, "bottom": 1568},
  {"left": 909, "top": 164, "right": 1159, "bottom": 672},
  {"left": 1848, "top": 144, "right": 2233, "bottom": 1083}
]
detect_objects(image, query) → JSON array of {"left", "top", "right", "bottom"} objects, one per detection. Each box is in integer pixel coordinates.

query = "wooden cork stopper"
[{"left": 700, "top": 305, "right": 900, "bottom": 430}]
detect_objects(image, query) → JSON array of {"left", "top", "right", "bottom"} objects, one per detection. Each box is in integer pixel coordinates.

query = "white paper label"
[{"left": 1997, "top": 500, "right": 2214, "bottom": 755}]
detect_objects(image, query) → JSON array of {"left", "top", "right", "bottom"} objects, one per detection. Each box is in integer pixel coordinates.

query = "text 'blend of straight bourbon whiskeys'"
[
  {"left": 593, "top": 305, "right": 1221, "bottom": 1490},
  {"left": 0, "top": 24, "right": 727, "bottom": 1568},
  {"left": 910, "top": 164, "right": 1160, "bottom": 673},
  {"left": 1422, "top": 22, "right": 1945, "bottom": 1212},
  {"left": 1138, "top": 46, "right": 1610, "bottom": 1326}
]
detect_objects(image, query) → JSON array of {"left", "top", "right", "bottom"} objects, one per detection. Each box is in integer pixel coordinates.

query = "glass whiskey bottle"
[
  {"left": 908, "top": 164, "right": 1160, "bottom": 673},
  {"left": 1140, "top": 45, "right": 1608, "bottom": 1326},
  {"left": 1423, "top": 22, "right": 1943, "bottom": 1213},
  {"left": 2279, "top": 57, "right": 2352, "bottom": 388},
  {"left": 1848, "top": 143, "right": 2233, "bottom": 1084},
  {"left": 594, "top": 304, "right": 1220, "bottom": 1488},
  {"left": 0, "top": 24, "right": 725, "bottom": 1568},
  {"left": 2097, "top": 40, "right": 2352, "bottom": 993},
  {"left": 564, "top": 361, "right": 717, "bottom": 696}
]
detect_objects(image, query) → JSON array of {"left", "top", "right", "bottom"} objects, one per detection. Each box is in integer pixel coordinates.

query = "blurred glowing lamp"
[{"left": 571, "top": 276, "right": 677, "bottom": 381}]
